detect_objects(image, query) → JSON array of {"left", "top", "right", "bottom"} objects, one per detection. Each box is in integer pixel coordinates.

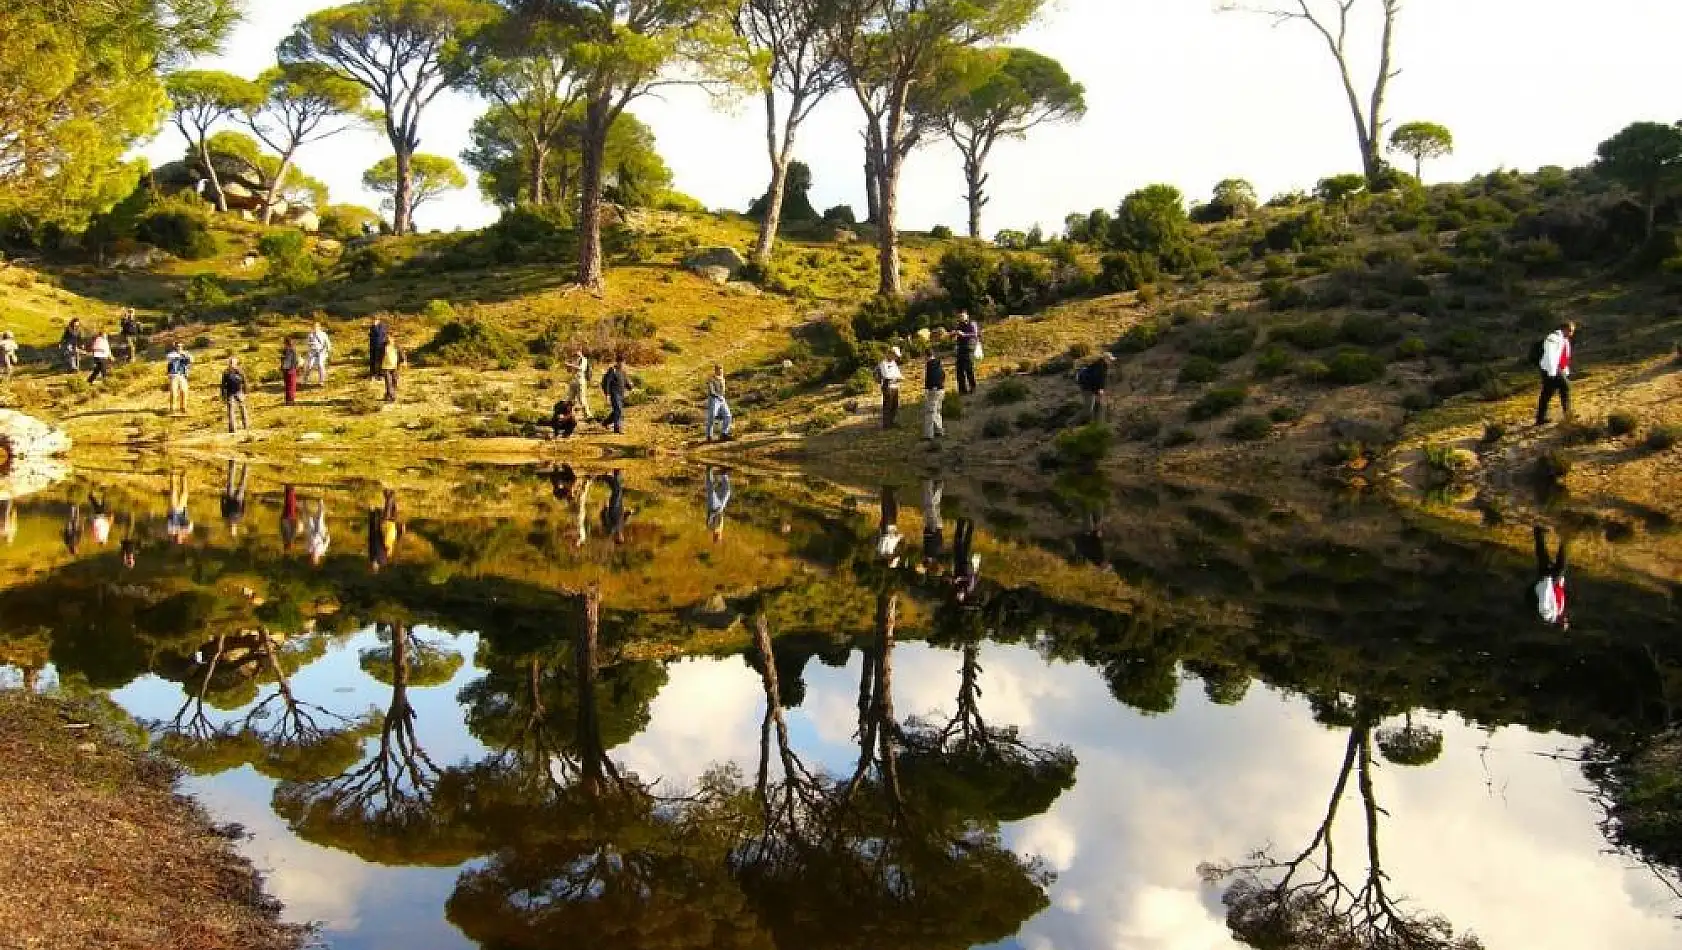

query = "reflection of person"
[
  {"left": 1533, "top": 525, "right": 1570, "bottom": 628},
  {"left": 1, "top": 500, "right": 15, "bottom": 545},
  {"left": 952, "top": 517, "right": 980, "bottom": 604},
  {"left": 550, "top": 463, "right": 578, "bottom": 502},
  {"left": 705, "top": 467, "right": 732, "bottom": 542},
  {"left": 120, "top": 512, "right": 138, "bottom": 569},
  {"left": 220, "top": 461, "right": 248, "bottom": 536},
  {"left": 600, "top": 470, "right": 631, "bottom": 544},
  {"left": 279, "top": 484, "right": 300, "bottom": 552},
  {"left": 304, "top": 497, "right": 330, "bottom": 566},
  {"left": 368, "top": 489, "right": 402, "bottom": 570},
  {"left": 62, "top": 504, "right": 82, "bottom": 555},
  {"left": 88, "top": 493, "right": 112, "bottom": 545},
  {"left": 921, "top": 478, "right": 944, "bottom": 568},
  {"left": 166, "top": 471, "right": 194, "bottom": 544},
  {"left": 877, "top": 485, "right": 903, "bottom": 567},
  {"left": 573, "top": 474, "right": 593, "bottom": 548},
  {"left": 1075, "top": 509, "right": 1108, "bottom": 569}
]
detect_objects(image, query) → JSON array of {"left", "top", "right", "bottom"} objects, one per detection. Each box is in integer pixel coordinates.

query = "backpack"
[
  {"left": 601, "top": 366, "right": 616, "bottom": 396},
  {"left": 1076, "top": 363, "right": 1098, "bottom": 390},
  {"left": 1528, "top": 336, "right": 1547, "bottom": 366}
]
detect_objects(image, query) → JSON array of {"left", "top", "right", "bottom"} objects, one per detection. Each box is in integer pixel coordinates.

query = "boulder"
[
  {"left": 725, "top": 280, "right": 762, "bottom": 296},
  {"left": 314, "top": 238, "right": 342, "bottom": 255},
  {"left": 833, "top": 229, "right": 859, "bottom": 245},
  {"left": 289, "top": 210, "right": 321, "bottom": 233},
  {"left": 698, "top": 265, "right": 732, "bottom": 285},
  {"left": 110, "top": 247, "right": 169, "bottom": 270},
  {"left": 0, "top": 410, "right": 72, "bottom": 459},
  {"left": 683, "top": 246, "right": 747, "bottom": 279}
]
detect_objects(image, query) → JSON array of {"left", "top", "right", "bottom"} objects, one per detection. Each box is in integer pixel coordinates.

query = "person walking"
[
  {"left": 380, "top": 333, "right": 402, "bottom": 402},
  {"left": 86, "top": 329, "right": 114, "bottom": 384},
  {"left": 922, "top": 350, "right": 947, "bottom": 441},
  {"left": 305, "top": 321, "right": 332, "bottom": 386},
  {"left": 165, "top": 341, "right": 194, "bottom": 416},
  {"left": 566, "top": 349, "right": 594, "bottom": 420},
  {"left": 705, "top": 363, "right": 733, "bottom": 442},
  {"left": 1077, "top": 353, "right": 1115, "bottom": 423},
  {"left": 548, "top": 398, "right": 578, "bottom": 439},
  {"left": 601, "top": 356, "right": 630, "bottom": 434},
  {"left": 280, "top": 336, "right": 301, "bottom": 405},
  {"left": 1532, "top": 524, "right": 1569, "bottom": 628},
  {"left": 1535, "top": 321, "right": 1576, "bottom": 426},
  {"left": 704, "top": 466, "right": 732, "bottom": 542},
  {"left": 954, "top": 312, "right": 981, "bottom": 395},
  {"left": 60, "top": 319, "right": 83, "bottom": 371},
  {"left": 120, "top": 309, "right": 143, "bottom": 363},
  {"left": 875, "top": 347, "right": 904, "bottom": 429},
  {"left": 368, "top": 316, "right": 389, "bottom": 379},
  {"left": 220, "top": 357, "right": 250, "bottom": 433},
  {"left": 1, "top": 331, "right": 19, "bottom": 381}
]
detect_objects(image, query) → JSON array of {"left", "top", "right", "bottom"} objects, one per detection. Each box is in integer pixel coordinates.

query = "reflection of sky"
[{"left": 56, "top": 631, "right": 1682, "bottom": 950}]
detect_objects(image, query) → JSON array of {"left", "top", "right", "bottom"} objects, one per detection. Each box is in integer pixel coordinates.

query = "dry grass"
[{"left": 0, "top": 691, "right": 306, "bottom": 950}]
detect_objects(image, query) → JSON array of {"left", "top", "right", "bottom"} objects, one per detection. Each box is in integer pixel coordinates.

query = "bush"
[
  {"left": 1325, "top": 349, "right": 1386, "bottom": 385},
  {"left": 1482, "top": 421, "right": 1508, "bottom": 444},
  {"left": 823, "top": 204, "right": 857, "bottom": 228},
  {"left": 1116, "top": 409, "right": 1161, "bottom": 441},
  {"left": 1189, "top": 386, "right": 1247, "bottom": 421},
  {"left": 318, "top": 204, "right": 381, "bottom": 241},
  {"left": 1050, "top": 423, "right": 1114, "bottom": 468},
  {"left": 1227, "top": 414, "right": 1272, "bottom": 441},
  {"left": 1261, "top": 254, "right": 1294, "bottom": 278},
  {"left": 1098, "top": 251, "right": 1160, "bottom": 293},
  {"left": 343, "top": 242, "right": 401, "bottom": 281},
  {"left": 258, "top": 229, "right": 318, "bottom": 292},
  {"left": 935, "top": 243, "right": 996, "bottom": 315},
  {"left": 852, "top": 294, "right": 911, "bottom": 341},
  {"left": 1163, "top": 427, "right": 1197, "bottom": 447},
  {"left": 1253, "top": 345, "right": 1293, "bottom": 378},
  {"left": 930, "top": 224, "right": 954, "bottom": 239},
  {"left": 1649, "top": 426, "right": 1679, "bottom": 451},
  {"left": 1066, "top": 341, "right": 1093, "bottom": 360},
  {"left": 1296, "top": 358, "right": 1331, "bottom": 382},
  {"left": 1535, "top": 449, "right": 1572, "bottom": 484},
  {"left": 135, "top": 208, "right": 217, "bottom": 259},
  {"left": 981, "top": 416, "right": 1010, "bottom": 439},
  {"left": 1114, "top": 321, "right": 1161, "bottom": 354},
  {"left": 1187, "top": 323, "right": 1256, "bottom": 363},
  {"left": 422, "top": 299, "right": 457, "bottom": 323},
  {"left": 1396, "top": 336, "right": 1428, "bottom": 359},
  {"left": 1340, "top": 313, "right": 1400, "bottom": 347},
  {"left": 1262, "top": 206, "right": 1343, "bottom": 253},
  {"left": 481, "top": 203, "right": 575, "bottom": 263},
  {"left": 1274, "top": 319, "right": 1340, "bottom": 350},
  {"left": 453, "top": 389, "right": 502, "bottom": 413},
  {"left": 1260, "top": 278, "right": 1309, "bottom": 310},
  {"left": 1179, "top": 356, "right": 1221, "bottom": 385},
  {"left": 1608, "top": 412, "right": 1640, "bottom": 437},
  {"left": 942, "top": 390, "right": 963, "bottom": 420},
  {"left": 1269, "top": 404, "right": 1304, "bottom": 423},
  {"left": 985, "top": 377, "right": 1030, "bottom": 406},
  {"left": 413, "top": 318, "right": 525, "bottom": 369}
]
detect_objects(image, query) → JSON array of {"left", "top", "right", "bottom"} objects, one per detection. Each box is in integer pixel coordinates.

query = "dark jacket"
[
  {"left": 370, "top": 323, "right": 390, "bottom": 352},
  {"left": 280, "top": 347, "right": 300, "bottom": 372},
  {"left": 1078, "top": 359, "right": 1109, "bottom": 393},
  {"left": 121, "top": 316, "right": 141, "bottom": 337},
  {"left": 602, "top": 365, "right": 628, "bottom": 399},
  {"left": 956, "top": 320, "right": 981, "bottom": 357},
  {"left": 924, "top": 358, "right": 946, "bottom": 392},
  {"left": 220, "top": 368, "right": 246, "bottom": 398}
]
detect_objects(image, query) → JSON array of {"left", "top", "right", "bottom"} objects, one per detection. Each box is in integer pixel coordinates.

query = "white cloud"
[{"left": 144, "top": 0, "right": 1682, "bottom": 236}]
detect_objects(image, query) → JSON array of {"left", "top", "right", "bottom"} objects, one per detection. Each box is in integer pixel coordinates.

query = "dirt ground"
[{"left": 0, "top": 692, "right": 306, "bottom": 950}]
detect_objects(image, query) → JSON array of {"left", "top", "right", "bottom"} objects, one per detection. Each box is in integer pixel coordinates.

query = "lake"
[{"left": 2, "top": 458, "right": 1678, "bottom": 949}]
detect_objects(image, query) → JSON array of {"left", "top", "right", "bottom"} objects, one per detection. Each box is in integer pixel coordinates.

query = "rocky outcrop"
[
  {"left": 0, "top": 410, "right": 71, "bottom": 460},
  {"left": 683, "top": 246, "right": 747, "bottom": 280}
]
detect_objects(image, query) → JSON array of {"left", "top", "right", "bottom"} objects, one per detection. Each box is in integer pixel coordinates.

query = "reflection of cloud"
[{"left": 618, "top": 657, "right": 766, "bottom": 787}]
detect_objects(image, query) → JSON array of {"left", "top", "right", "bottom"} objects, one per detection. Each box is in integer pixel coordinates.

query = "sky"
[{"left": 144, "top": 0, "right": 1682, "bottom": 237}]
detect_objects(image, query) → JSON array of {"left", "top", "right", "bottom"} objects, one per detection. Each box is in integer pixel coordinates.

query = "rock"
[
  {"left": 725, "top": 280, "right": 762, "bottom": 296},
  {"left": 834, "top": 229, "right": 858, "bottom": 245},
  {"left": 0, "top": 457, "right": 70, "bottom": 501},
  {"left": 314, "top": 238, "right": 341, "bottom": 254},
  {"left": 1445, "top": 448, "right": 1480, "bottom": 473},
  {"left": 0, "top": 410, "right": 72, "bottom": 459},
  {"left": 109, "top": 247, "right": 169, "bottom": 270},
  {"left": 683, "top": 246, "right": 747, "bottom": 279},
  {"left": 698, "top": 265, "right": 732, "bottom": 285},
  {"left": 289, "top": 210, "right": 321, "bottom": 233}
]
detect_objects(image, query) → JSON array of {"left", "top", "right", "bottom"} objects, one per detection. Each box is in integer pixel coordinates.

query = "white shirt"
[
  {"left": 307, "top": 329, "right": 331, "bottom": 355},
  {"left": 1539, "top": 330, "right": 1571, "bottom": 377},
  {"left": 89, "top": 335, "right": 112, "bottom": 360},
  {"left": 877, "top": 359, "right": 903, "bottom": 386},
  {"left": 92, "top": 515, "right": 111, "bottom": 545}
]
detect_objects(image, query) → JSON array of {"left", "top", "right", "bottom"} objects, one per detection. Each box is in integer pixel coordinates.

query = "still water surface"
[{"left": 2, "top": 461, "right": 1679, "bottom": 949}]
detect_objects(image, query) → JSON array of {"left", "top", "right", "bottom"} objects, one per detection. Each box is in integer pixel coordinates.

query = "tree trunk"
[
  {"left": 530, "top": 144, "right": 548, "bottom": 207},
  {"left": 1414, "top": 155, "right": 1423, "bottom": 182},
  {"left": 863, "top": 134, "right": 882, "bottom": 226},
  {"left": 755, "top": 155, "right": 791, "bottom": 266},
  {"left": 964, "top": 153, "right": 987, "bottom": 240},
  {"left": 575, "top": 96, "right": 611, "bottom": 294},
  {"left": 392, "top": 148, "right": 414, "bottom": 236},
  {"left": 260, "top": 148, "right": 297, "bottom": 226},
  {"left": 198, "top": 136, "right": 230, "bottom": 213},
  {"left": 875, "top": 151, "right": 903, "bottom": 297}
]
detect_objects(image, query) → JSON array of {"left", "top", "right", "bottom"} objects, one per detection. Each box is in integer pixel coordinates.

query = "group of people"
[
  {"left": 874, "top": 480, "right": 983, "bottom": 604},
  {"left": 872, "top": 312, "right": 987, "bottom": 441},
  {"left": 543, "top": 351, "right": 732, "bottom": 444}
]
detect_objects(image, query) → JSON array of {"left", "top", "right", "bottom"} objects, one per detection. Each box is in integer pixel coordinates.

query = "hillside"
[{"left": 3, "top": 168, "right": 1681, "bottom": 527}]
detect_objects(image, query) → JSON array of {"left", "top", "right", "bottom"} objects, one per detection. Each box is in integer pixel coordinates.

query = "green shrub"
[
  {"left": 1163, "top": 427, "right": 1197, "bottom": 447},
  {"left": 1227, "top": 414, "right": 1272, "bottom": 441},
  {"left": 1114, "top": 321, "right": 1161, "bottom": 354},
  {"left": 1260, "top": 278, "right": 1309, "bottom": 310},
  {"left": 1325, "top": 349, "right": 1386, "bottom": 385},
  {"left": 1340, "top": 313, "right": 1401, "bottom": 346},
  {"left": 1649, "top": 426, "right": 1679, "bottom": 451},
  {"left": 930, "top": 224, "right": 955, "bottom": 239},
  {"left": 413, "top": 318, "right": 525, "bottom": 369},
  {"left": 1186, "top": 324, "right": 1256, "bottom": 363},
  {"left": 1050, "top": 423, "right": 1114, "bottom": 468},
  {"left": 423, "top": 299, "right": 457, "bottom": 323},
  {"left": 1535, "top": 449, "right": 1572, "bottom": 483},
  {"left": 1400, "top": 390, "right": 1436, "bottom": 412},
  {"left": 1098, "top": 251, "right": 1160, "bottom": 293},
  {"left": 981, "top": 416, "right": 1010, "bottom": 439},
  {"left": 343, "top": 242, "right": 401, "bottom": 281},
  {"left": 1296, "top": 358, "right": 1331, "bottom": 382},
  {"left": 1261, "top": 254, "right": 1294, "bottom": 278},
  {"left": 1273, "top": 320, "right": 1339, "bottom": 350},
  {"left": 852, "top": 294, "right": 910, "bottom": 341},
  {"left": 136, "top": 208, "right": 217, "bottom": 259},
  {"left": 258, "top": 229, "right": 318, "bottom": 292},
  {"left": 1179, "top": 356, "right": 1221, "bottom": 385},
  {"left": 1268, "top": 404, "right": 1304, "bottom": 423},
  {"left": 1253, "top": 345, "right": 1293, "bottom": 379},
  {"left": 1188, "top": 386, "right": 1247, "bottom": 421},
  {"left": 348, "top": 393, "right": 384, "bottom": 415},
  {"left": 1396, "top": 336, "right": 1428, "bottom": 359},
  {"left": 1482, "top": 421, "right": 1507, "bottom": 444},
  {"left": 453, "top": 389, "right": 502, "bottom": 413},
  {"left": 986, "top": 377, "right": 1030, "bottom": 406},
  {"left": 184, "top": 274, "right": 230, "bottom": 314},
  {"left": 1067, "top": 341, "right": 1093, "bottom": 360},
  {"left": 942, "top": 390, "right": 963, "bottom": 420},
  {"left": 1607, "top": 412, "right": 1639, "bottom": 437},
  {"left": 1116, "top": 409, "right": 1162, "bottom": 441},
  {"left": 1262, "top": 206, "right": 1343, "bottom": 253}
]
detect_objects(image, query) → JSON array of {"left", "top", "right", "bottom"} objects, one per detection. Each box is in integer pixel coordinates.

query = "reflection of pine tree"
[{"left": 1201, "top": 701, "right": 1483, "bottom": 950}]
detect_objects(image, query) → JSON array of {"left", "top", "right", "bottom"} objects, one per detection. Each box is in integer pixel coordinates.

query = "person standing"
[
  {"left": 120, "top": 309, "right": 143, "bottom": 363},
  {"left": 704, "top": 466, "right": 732, "bottom": 542},
  {"left": 1532, "top": 525, "right": 1569, "bottom": 628},
  {"left": 305, "top": 321, "right": 332, "bottom": 386},
  {"left": 601, "top": 356, "right": 630, "bottom": 434},
  {"left": 280, "top": 336, "right": 301, "bottom": 405},
  {"left": 1077, "top": 353, "right": 1115, "bottom": 423},
  {"left": 368, "top": 316, "right": 389, "bottom": 379},
  {"left": 1, "top": 330, "right": 19, "bottom": 381},
  {"left": 954, "top": 312, "right": 981, "bottom": 395},
  {"left": 922, "top": 350, "right": 947, "bottom": 441},
  {"left": 380, "top": 333, "right": 402, "bottom": 402},
  {"left": 875, "top": 347, "right": 904, "bottom": 429},
  {"left": 86, "top": 329, "right": 113, "bottom": 384},
  {"left": 165, "top": 341, "right": 194, "bottom": 416},
  {"left": 1536, "top": 321, "right": 1576, "bottom": 426},
  {"left": 705, "top": 363, "right": 733, "bottom": 442},
  {"left": 60, "top": 319, "right": 83, "bottom": 371},
  {"left": 566, "top": 349, "right": 593, "bottom": 420},
  {"left": 220, "top": 357, "right": 250, "bottom": 433}
]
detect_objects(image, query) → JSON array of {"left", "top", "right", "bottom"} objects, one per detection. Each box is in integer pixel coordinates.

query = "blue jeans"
[
  {"left": 606, "top": 393, "right": 625, "bottom": 433},
  {"left": 706, "top": 396, "right": 733, "bottom": 439}
]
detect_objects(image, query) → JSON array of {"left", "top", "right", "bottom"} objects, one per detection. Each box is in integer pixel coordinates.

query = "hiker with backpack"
[
  {"left": 120, "top": 309, "right": 144, "bottom": 363},
  {"left": 705, "top": 363, "right": 733, "bottom": 442},
  {"left": 954, "top": 312, "right": 982, "bottom": 395},
  {"left": 1535, "top": 321, "right": 1576, "bottom": 426},
  {"left": 1532, "top": 524, "right": 1569, "bottom": 629},
  {"left": 1077, "top": 353, "right": 1115, "bottom": 422},
  {"left": 875, "top": 347, "right": 904, "bottom": 429},
  {"left": 305, "top": 321, "right": 332, "bottom": 386},
  {"left": 220, "top": 357, "right": 250, "bottom": 433},
  {"left": 602, "top": 356, "right": 631, "bottom": 435},
  {"left": 923, "top": 350, "right": 947, "bottom": 441},
  {"left": 567, "top": 349, "right": 594, "bottom": 420},
  {"left": 165, "top": 341, "right": 194, "bottom": 415}
]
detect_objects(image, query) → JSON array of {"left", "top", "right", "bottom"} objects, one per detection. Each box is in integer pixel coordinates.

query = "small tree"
[
  {"left": 165, "top": 69, "right": 261, "bottom": 212},
  {"left": 461, "top": 10, "right": 581, "bottom": 207},
  {"left": 364, "top": 154, "right": 467, "bottom": 227},
  {"left": 1108, "top": 184, "right": 1191, "bottom": 260},
  {"left": 281, "top": 0, "right": 496, "bottom": 235},
  {"left": 748, "top": 160, "right": 818, "bottom": 223},
  {"left": 918, "top": 46, "right": 1085, "bottom": 239},
  {"left": 1595, "top": 120, "right": 1682, "bottom": 238},
  {"left": 1208, "top": 178, "right": 1258, "bottom": 220},
  {"left": 1316, "top": 172, "right": 1367, "bottom": 204},
  {"left": 1388, "top": 121, "right": 1453, "bottom": 181},
  {"left": 244, "top": 64, "right": 366, "bottom": 224}
]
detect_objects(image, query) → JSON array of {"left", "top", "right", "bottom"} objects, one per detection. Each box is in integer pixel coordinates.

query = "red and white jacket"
[
  {"left": 1539, "top": 330, "right": 1572, "bottom": 378},
  {"left": 1535, "top": 575, "right": 1567, "bottom": 625}
]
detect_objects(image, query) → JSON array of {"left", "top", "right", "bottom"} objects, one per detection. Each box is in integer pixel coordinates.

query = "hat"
[
  {"left": 1104, "top": 353, "right": 1117, "bottom": 362},
  {"left": 891, "top": 346, "right": 902, "bottom": 358}
]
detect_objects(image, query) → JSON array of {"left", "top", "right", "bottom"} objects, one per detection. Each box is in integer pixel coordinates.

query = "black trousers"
[
  {"left": 881, "top": 386, "right": 900, "bottom": 428},
  {"left": 87, "top": 358, "right": 111, "bottom": 384},
  {"left": 1536, "top": 372, "right": 1571, "bottom": 424},
  {"left": 956, "top": 355, "right": 977, "bottom": 394}
]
